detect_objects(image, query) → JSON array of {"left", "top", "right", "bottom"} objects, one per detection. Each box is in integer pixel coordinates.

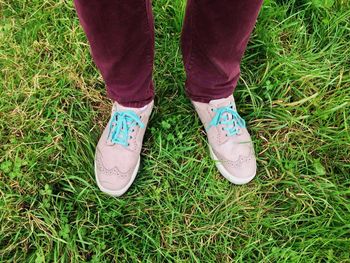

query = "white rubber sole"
[
  {"left": 208, "top": 145, "right": 255, "bottom": 185},
  {"left": 94, "top": 157, "right": 140, "bottom": 197}
]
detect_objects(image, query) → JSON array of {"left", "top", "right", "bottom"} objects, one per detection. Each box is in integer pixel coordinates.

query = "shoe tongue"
[{"left": 209, "top": 95, "right": 236, "bottom": 109}]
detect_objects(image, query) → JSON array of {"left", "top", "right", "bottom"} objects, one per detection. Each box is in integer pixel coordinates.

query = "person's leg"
[
  {"left": 74, "top": 0, "right": 155, "bottom": 107},
  {"left": 183, "top": 0, "right": 263, "bottom": 184},
  {"left": 181, "top": 0, "right": 263, "bottom": 102},
  {"left": 74, "top": 0, "right": 155, "bottom": 196}
]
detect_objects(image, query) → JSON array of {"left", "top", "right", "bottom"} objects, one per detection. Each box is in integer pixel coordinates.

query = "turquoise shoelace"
[
  {"left": 207, "top": 105, "right": 246, "bottom": 136},
  {"left": 108, "top": 110, "right": 144, "bottom": 146}
]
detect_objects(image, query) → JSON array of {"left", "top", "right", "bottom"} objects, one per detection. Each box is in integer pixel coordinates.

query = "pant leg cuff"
[
  {"left": 186, "top": 89, "right": 235, "bottom": 104},
  {"left": 107, "top": 93, "right": 154, "bottom": 108}
]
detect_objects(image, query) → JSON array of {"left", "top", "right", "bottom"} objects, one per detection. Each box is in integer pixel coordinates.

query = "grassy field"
[{"left": 1, "top": 0, "right": 350, "bottom": 262}]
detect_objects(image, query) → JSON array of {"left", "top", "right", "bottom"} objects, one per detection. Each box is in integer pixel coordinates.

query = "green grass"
[{"left": 1, "top": 0, "right": 350, "bottom": 262}]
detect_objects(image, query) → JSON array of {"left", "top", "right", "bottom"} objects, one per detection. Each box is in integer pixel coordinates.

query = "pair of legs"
[
  {"left": 74, "top": 0, "right": 263, "bottom": 196},
  {"left": 74, "top": 0, "right": 263, "bottom": 107}
]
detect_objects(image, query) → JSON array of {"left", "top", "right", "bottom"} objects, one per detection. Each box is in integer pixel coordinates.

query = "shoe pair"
[{"left": 95, "top": 95, "right": 256, "bottom": 196}]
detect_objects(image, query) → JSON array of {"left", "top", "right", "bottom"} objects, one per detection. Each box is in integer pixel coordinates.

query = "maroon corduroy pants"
[{"left": 74, "top": 0, "right": 263, "bottom": 107}]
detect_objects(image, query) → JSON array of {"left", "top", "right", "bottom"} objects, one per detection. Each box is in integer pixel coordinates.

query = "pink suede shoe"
[
  {"left": 192, "top": 95, "right": 256, "bottom": 185},
  {"left": 94, "top": 100, "right": 153, "bottom": 196}
]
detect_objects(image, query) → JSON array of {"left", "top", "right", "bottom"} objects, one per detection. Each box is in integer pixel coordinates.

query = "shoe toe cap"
[
  {"left": 212, "top": 148, "right": 257, "bottom": 184},
  {"left": 223, "top": 155, "right": 257, "bottom": 180},
  {"left": 96, "top": 168, "right": 133, "bottom": 192},
  {"left": 94, "top": 151, "right": 138, "bottom": 194}
]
